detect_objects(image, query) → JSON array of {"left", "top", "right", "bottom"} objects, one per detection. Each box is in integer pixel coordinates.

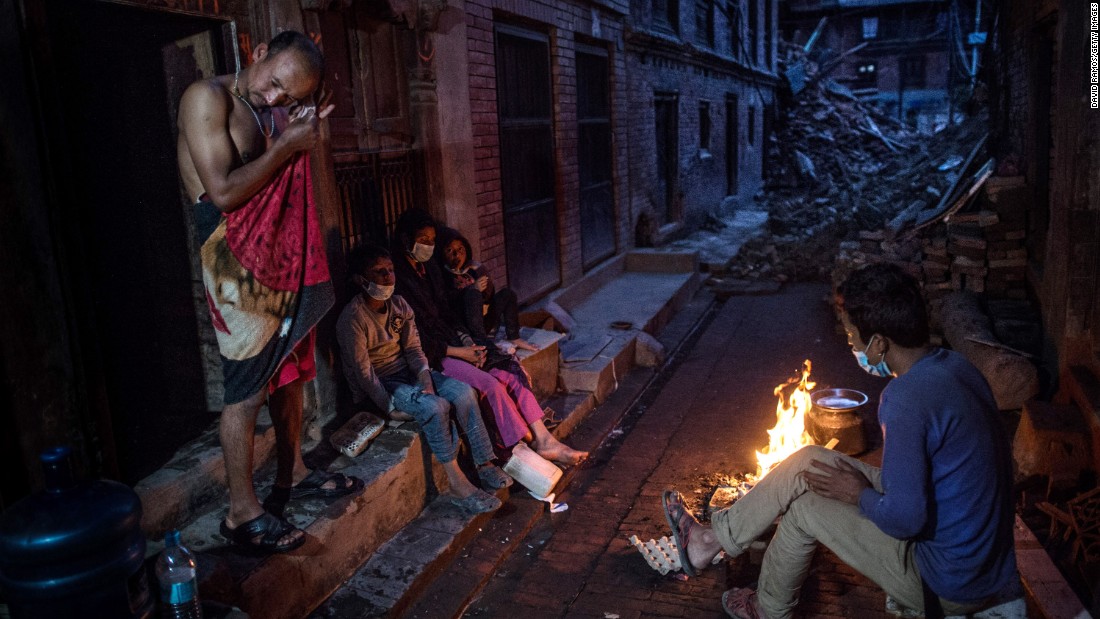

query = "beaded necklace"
[{"left": 232, "top": 70, "right": 275, "bottom": 138}]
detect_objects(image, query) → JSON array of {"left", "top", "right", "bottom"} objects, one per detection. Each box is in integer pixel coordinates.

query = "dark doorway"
[
  {"left": 42, "top": 1, "right": 225, "bottom": 483},
  {"left": 576, "top": 44, "right": 615, "bottom": 269},
  {"left": 726, "top": 95, "right": 739, "bottom": 196},
  {"left": 495, "top": 25, "right": 560, "bottom": 302},
  {"left": 654, "top": 92, "right": 679, "bottom": 223}
]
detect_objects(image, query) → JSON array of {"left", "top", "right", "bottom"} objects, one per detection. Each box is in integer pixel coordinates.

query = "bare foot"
[
  {"left": 512, "top": 337, "right": 539, "bottom": 352},
  {"left": 445, "top": 479, "right": 480, "bottom": 499},
  {"left": 533, "top": 440, "right": 588, "bottom": 466}
]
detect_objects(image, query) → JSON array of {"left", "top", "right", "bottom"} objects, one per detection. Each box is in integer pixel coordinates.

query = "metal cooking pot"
[{"left": 808, "top": 388, "right": 868, "bottom": 455}]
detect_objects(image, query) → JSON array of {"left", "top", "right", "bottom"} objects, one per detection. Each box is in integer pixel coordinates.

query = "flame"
[{"left": 752, "top": 360, "right": 816, "bottom": 480}]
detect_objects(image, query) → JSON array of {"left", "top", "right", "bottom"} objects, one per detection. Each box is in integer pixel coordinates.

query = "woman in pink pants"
[{"left": 391, "top": 209, "right": 587, "bottom": 466}]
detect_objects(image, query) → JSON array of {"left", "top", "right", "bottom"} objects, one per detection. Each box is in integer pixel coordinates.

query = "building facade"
[
  {"left": 0, "top": 0, "right": 776, "bottom": 504},
  {"left": 991, "top": 0, "right": 1100, "bottom": 397},
  {"left": 626, "top": 0, "right": 778, "bottom": 236},
  {"left": 783, "top": 0, "right": 975, "bottom": 130}
]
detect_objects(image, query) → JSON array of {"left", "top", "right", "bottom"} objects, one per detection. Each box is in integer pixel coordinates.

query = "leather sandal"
[
  {"left": 662, "top": 489, "right": 703, "bottom": 576},
  {"left": 219, "top": 511, "right": 305, "bottom": 555},
  {"left": 279, "top": 469, "right": 365, "bottom": 501},
  {"left": 449, "top": 489, "right": 502, "bottom": 514},
  {"left": 722, "top": 587, "right": 763, "bottom": 619}
]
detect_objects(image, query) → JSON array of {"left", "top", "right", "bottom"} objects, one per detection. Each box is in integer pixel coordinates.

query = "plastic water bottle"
[{"left": 155, "top": 530, "right": 203, "bottom": 619}]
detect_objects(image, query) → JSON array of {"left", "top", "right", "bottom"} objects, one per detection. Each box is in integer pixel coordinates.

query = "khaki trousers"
[{"left": 710, "top": 445, "right": 975, "bottom": 618}]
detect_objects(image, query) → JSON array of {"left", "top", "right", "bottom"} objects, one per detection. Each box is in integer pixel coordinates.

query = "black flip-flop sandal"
[
  {"left": 284, "top": 469, "right": 365, "bottom": 500},
  {"left": 662, "top": 489, "right": 700, "bottom": 576},
  {"left": 219, "top": 511, "right": 305, "bottom": 555}
]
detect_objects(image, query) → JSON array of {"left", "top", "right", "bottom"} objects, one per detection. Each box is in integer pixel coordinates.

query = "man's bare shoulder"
[{"left": 179, "top": 77, "right": 233, "bottom": 123}]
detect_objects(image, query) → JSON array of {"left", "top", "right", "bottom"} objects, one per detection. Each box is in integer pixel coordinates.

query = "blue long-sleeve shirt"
[{"left": 858, "top": 348, "right": 1017, "bottom": 604}]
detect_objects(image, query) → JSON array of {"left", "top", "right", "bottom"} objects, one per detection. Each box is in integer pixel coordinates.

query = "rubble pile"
[
  {"left": 831, "top": 175, "right": 1036, "bottom": 354},
  {"left": 832, "top": 175, "right": 1029, "bottom": 303},
  {"left": 726, "top": 43, "right": 986, "bottom": 282}
]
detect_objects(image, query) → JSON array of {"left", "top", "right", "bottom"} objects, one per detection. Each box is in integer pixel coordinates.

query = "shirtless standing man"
[{"left": 177, "top": 30, "right": 359, "bottom": 553}]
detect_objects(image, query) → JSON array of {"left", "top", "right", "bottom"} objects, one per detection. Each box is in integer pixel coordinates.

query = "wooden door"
[
  {"left": 577, "top": 44, "right": 615, "bottom": 269},
  {"left": 654, "top": 93, "right": 679, "bottom": 223},
  {"left": 310, "top": 6, "right": 413, "bottom": 153},
  {"left": 495, "top": 26, "right": 559, "bottom": 302}
]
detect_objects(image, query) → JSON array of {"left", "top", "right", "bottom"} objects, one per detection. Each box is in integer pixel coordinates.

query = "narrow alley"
[
  {"left": 416, "top": 284, "right": 893, "bottom": 618},
  {"left": 3, "top": 0, "right": 1100, "bottom": 618}
]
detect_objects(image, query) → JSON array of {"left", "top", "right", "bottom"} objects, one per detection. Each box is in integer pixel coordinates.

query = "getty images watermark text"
[{"left": 1092, "top": 3, "right": 1099, "bottom": 107}]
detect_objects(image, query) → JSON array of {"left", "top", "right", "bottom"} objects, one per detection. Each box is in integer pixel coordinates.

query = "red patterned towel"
[{"left": 197, "top": 153, "right": 334, "bottom": 404}]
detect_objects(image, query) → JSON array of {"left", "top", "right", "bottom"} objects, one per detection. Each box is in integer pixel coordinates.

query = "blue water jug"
[{"left": 0, "top": 446, "right": 153, "bottom": 618}]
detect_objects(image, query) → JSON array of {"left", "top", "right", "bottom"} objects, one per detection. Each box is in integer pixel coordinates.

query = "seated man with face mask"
[
  {"left": 336, "top": 244, "right": 511, "bottom": 515},
  {"left": 660, "top": 263, "right": 1021, "bottom": 619}
]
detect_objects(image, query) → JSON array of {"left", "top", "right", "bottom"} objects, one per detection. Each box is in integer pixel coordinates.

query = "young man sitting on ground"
[{"left": 662, "top": 263, "right": 1021, "bottom": 618}]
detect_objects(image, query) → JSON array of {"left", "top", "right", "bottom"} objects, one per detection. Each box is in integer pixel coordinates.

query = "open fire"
[
  {"left": 711, "top": 360, "right": 823, "bottom": 503},
  {"left": 631, "top": 360, "right": 829, "bottom": 575},
  {"left": 752, "top": 359, "right": 817, "bottom": 482}
]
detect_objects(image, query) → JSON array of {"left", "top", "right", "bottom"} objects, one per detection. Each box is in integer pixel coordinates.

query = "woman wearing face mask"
[
  {"left": 391, "top": 209, "right": 587, "bottom": 467},
  {"left": 335, "top": 244, "right": 510, "bottom": 514}
]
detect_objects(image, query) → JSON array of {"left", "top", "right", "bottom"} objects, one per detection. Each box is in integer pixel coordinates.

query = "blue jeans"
[{"left": 389, "top": 371, "right": 496, "bottom": 465}]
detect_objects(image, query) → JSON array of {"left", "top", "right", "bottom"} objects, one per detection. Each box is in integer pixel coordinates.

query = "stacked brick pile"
[{"left": 832, "top": 175, "right": 1030, "bottom": 305}]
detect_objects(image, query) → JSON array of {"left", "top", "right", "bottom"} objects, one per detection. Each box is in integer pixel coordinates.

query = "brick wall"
[
  {"left": 460, "top": 0, "right": 777, "bottom": 294},
  {"left": 996, "top": 0, "right": 1100, "bottom": 367},
  {"left": 625, "top": 0, "right": 779, "bottom": 232},
  {"left": 463, "top": 0, "right": 629, "bottom": 292}
]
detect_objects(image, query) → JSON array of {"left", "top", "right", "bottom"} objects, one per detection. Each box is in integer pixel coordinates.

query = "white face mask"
[
  {"left": 365, "top": 282, "right": 394, "bottom": 301},
  {"left": 410, "top": 242, "right": 435, "bottom": 263}
]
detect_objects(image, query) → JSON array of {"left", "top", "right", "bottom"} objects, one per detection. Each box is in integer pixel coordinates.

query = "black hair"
[
  {"left": 391, "top": 208, "right": 437, "bottom": 253},
  {"left": 267, "top": 30, "right": 324, "bottom": 76},
  {"left": 836, "top": 263, "right": 929, "bottom": 347},
  {"left": 346, "top": 244, "right": 391, "bottom": 280},
  {"left": 435, "top": 226, "right": 474, "bottom": 267}
]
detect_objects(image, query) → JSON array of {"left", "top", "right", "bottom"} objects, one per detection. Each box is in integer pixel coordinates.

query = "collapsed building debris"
[
  {"left": 717, "top": 43, "right": 1045, "bottom": 416},
  {"left": 725, "top": 42, "right": 989, "bottom": 284}
]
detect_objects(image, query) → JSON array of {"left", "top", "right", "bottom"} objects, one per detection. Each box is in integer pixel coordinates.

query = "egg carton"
[{"left": 628, "top": 534, "right": 726, "bottom": 575}]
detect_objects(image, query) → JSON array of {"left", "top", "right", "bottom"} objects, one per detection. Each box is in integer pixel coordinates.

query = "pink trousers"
[{"left": 441, "top": 357, "right": 542, "bottom": 447}]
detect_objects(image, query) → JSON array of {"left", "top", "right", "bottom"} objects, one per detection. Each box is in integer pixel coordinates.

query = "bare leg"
[
  {"left": 220, "top": 389, "right": 268, "bottom": 527},
  {"left": 220, "top": 389, "right": 304, "bottom": 548},
  {"left": 529, "top": 419, "right": 588, "bottom": 466},
  {"left": 685, "top": 523, "right": 724, "bottom": 572},
  {"left": 267, "top": 380, "right": 310, "bottom": 488},
  {"left": 664, "top": 491, "right": 724, "bottom": 573}
]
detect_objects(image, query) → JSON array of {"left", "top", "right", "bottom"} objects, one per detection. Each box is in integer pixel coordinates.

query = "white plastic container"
[{"left": 502, "top": 442, "right": 562, "bottom": 499}]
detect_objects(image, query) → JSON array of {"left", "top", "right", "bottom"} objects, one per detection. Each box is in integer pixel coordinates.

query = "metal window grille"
[{"left": 334, "top": 150, "right": 425, "bottom": 256}]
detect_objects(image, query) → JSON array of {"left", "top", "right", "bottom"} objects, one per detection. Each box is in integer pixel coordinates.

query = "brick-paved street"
[{"left": 449, "top": 283, "right": 899, "bottom": 618}]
